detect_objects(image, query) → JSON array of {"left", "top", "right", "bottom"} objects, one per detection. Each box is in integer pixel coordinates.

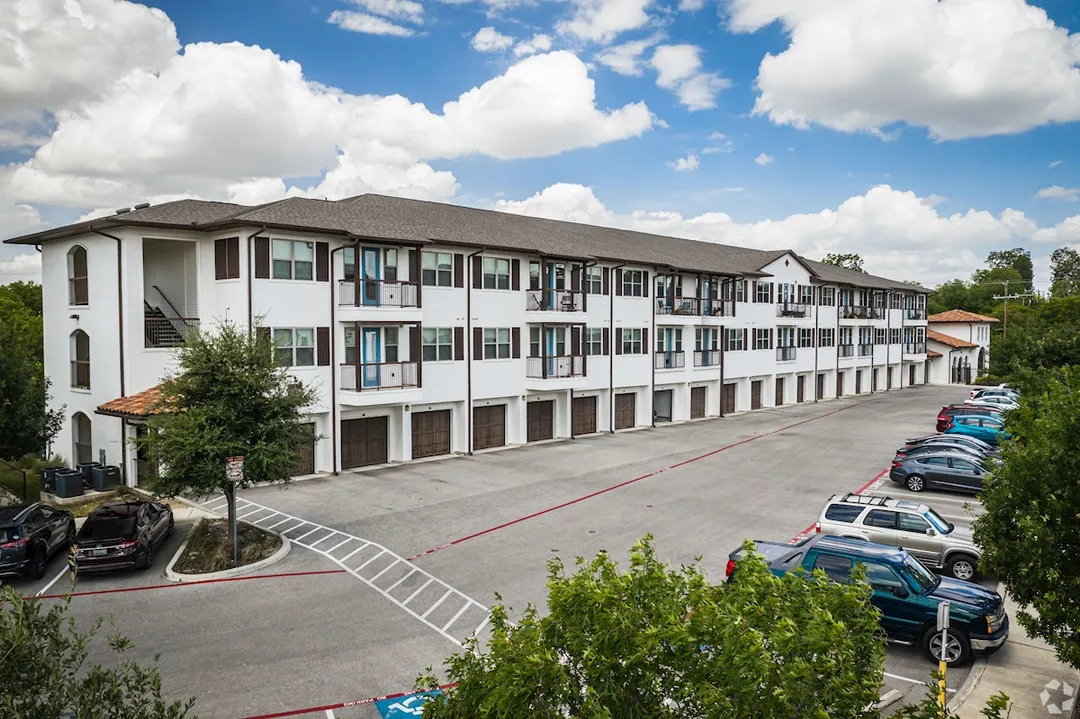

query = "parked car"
[
  {"left": 726, "top": 535, "right": 1008, "bottom": 665},
  {"left": 0, "top": 503, "right": 76, "bottom": 580},
  {"left": 966, "top": 396, "right": 1018, "bottom": 410},
  {"left": 890, "top": 451, "right": 990, "bottom": 494},
  {"left": 896, "top": 442, "right": 989, "bottom": 462},
  {"left": 969, "top": 387, "right": 1018, "bottom": 401},
  {"left": 946, "top": 414, "right": 1010, "bottom": 446},
  {"left": 905, "top": 433, "right": 997, "bottom": 455},
  {"left": 936, "top": 404, "right": 1002, "bottom": 432},
  {"left": 814, "top": 493, "right": 982, "bottom": 580},
  {"left": 74, "top": 501, "right": 174, "bottom": 573}
]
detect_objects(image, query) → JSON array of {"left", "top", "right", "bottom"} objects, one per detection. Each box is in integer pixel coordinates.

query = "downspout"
[
  {"left": 899, "top": 293, "right": 905, "bottom": 389},
  {"left": 245, "top": 227, "right": 267, "bottom": 330},
  {"left": 650, "top": 269, "right": 664, "bottom": 428},
  {"left": 465, "top": 249, "right": 483, "bottom": 455},
  {"left": 719, "top": 320, "right": 726, "bottom": 418},
  {"left": 885, "top": 291, "right": 891, "bottom": 390},
  {"left": 813, "top": 284, "right": 819, "bottom": 403},
  {"left": 869, "top": 291, "right": 876, "bottom": 393},
  {"left": 329, "top": 239, "right": 356, "bottom": 475},
  {"left": 609, "top": 263, "right": 625, "bottom": 433},
  {"left": 90, "top": 227, "right": 126, "bottom": 483}
]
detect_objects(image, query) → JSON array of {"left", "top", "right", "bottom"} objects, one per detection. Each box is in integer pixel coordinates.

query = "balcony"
[
  {"left": 839, "top": 344, "right": 855, "bottom": 358},
  {"left": 904, "top": 342, "right": 927, "bottom": 354},
  {"left": 776, "top": 302, "right": 809, "bottom": 318},
  {"left": 338, "top": 279, "right": 419, "bottom": 308},
  {"left": 776, "top": 346, "right": 797, "bottom": 362},
  {"left": 655, "top": 298, "right": 734, "bottom": 318},
  {"left": 906, "top": 308, "right": 927, "bottom": 320},
  {"left": 694, "top": 349, "right": 720, "bottom": 367},
  {"left": 340, "top": 361, "right": 419, "bottom": 391},
  {"left": 526, "top": 289, "right": 584, "bottom": 313},
  {"left": 840, "top": 306, "right": 884, "bottom": 320},
  {"left": 858, "top": 343, "right": 874, "bottom": 357},
  {"left": 526, "top": 355, "right": 585, "bottom": 379},
  {"left": 654, "top": 351, "right": 686, "bottom": 370},
  {"left": 145, "top": 315, "right": 199, "bottom": 348}
]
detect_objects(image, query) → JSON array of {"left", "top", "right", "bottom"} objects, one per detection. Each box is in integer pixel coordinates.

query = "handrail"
[{"left": 150, "top": 284, "right": 186, "bottom": 320}]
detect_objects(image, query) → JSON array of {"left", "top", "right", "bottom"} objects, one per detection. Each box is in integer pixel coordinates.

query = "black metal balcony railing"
[
  {"left": 904, "top": 342, "right": 927, "bottom": 354},
  {"left": 776, "top": 346, "right": 797, "bottom": 361},
  {"left": 145, "top": 316, "right": 199, "bottom": 348},
  {"left": 654, "top": 351, "right": 686, "bottom": 370},
  {"left": 840, "top": 306, "right": 884, "bottom": 320},
  {"left": 858, "top": 343, "right": 874, "bottom": 356},
  {"left": 906, "top": 308, "right": 927, "bottom": 320},
  {"left": 654, "top": 297, "right": 735, "bottom": 317},
  {"left": 338, "top": 279, "right": 419, "bottom": 308},
  {"left": 70, "top": 360, "right": 90, "bottom": 389},
  {"left": 526, "top": 289, "right": 585, "bottom": 312},
  {"left": 526, "top": 355, "right": 585, "bottom": 378},
  {"left": 705, "top": 299, "right": 735, "bottom": 317},
  {"left": 340, "top": 362, "right": 419, "bottom": 391},
  {"left": 776, "top": 302, "right": 809, "bottom": 318},
  {"left": 694, "top": 349, "right": 720, "bottom": 367},
  {"left": 838, "top": 344, "right": 855, "bottom": 357}
]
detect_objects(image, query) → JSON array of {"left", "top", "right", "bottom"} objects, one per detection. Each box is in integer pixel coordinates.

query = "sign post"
[
  {"left": 936, "top": 601, "right": 950, "bottom": 710},
  {"left": 225, "top": 456, "right": 244, "bottom": 565}
]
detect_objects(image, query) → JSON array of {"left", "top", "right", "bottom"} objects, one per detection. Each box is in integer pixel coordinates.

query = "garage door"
[
  {"left": 341, "top": 417, "right": 388, "bottom": 469},
  {"left": 572, "top": 396, "right": 597, "bottom": 436},
  {"left": 653, "top": 390, "right": 673, "bottom": 422},
  {"left": 873, "top": 369, "right": 879, "bottom": 392},
  {"left": 292, "top": 422, "right": 316, "bottom": 476},
  {"left": 473, "top": 405, "right": 506, "bottom": 451},
  {"left": 837, "top": 372, "right": 845, "bottom": 397},
  {"left": 855, "top": 370, "right": 862, "bottom": 395},
  {"left": 614, "top": 393, "right": 636, "bottom": 430},
  {"left": 527, "top": 401, "right": 554, "bottom": 442},
  {"left": 797, "top": 375, "right": 805, "bottom": 403},
  {"left": 721, "top": 383, "right": 736, "bottom": 414},
  {"left": 413, "top": 410, "right": 451, "bottom": 459},
  {"left": 690, "top": 387, "right": 706, "bottom": 419},
  {"left": 887, "top": 367, "right": 894, "bottom": 389},
  {"left": 751, "top": 380, "right": 763, "bottom": 410},
  {"left": 816, "top": 373, "right": 825, "bottom": 400},
  {"left": 775, "top": 378, "right": 784, "bottom": 406}
]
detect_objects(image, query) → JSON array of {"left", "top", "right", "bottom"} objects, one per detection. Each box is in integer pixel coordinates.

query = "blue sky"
[{"left": 2, "top": 0, "right": 1080, "bottom": 287}]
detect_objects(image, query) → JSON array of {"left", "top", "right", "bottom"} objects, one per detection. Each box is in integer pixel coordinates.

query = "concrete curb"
[
  {"left": 946, "top": 580, "right": 1002, "bottom": 713},
  {"left": 164, "top": 517, "right": 290, "bottom": 583},
  {"left": 877, "top": 689, "right": 903, "bottom": 711}
]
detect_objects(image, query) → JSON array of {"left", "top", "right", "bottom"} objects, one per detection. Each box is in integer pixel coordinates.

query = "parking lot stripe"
[
  {"left": 442, "top": 601, "right": 474, "bottom": 632},
  {"left": 338, "top": 542, "right": 370, "bottom": 562},
  {"left": 294, "top": 526, "right": 322, "bottom": 542},
  {"left": 265, "top": 516, "right": 295, "bottom": 530},
  {"left": 402, "top": 578, "right": 434, "bottom": 605},
  {"left": 472, "top": 614, "right": 491, "bottom": 637},
  {"left": 421, "top": 588, "right": 455, "bottom": 619},
  {"left": 326, "top": 537, "right": 354, "bottom": 554},
  {"left": 385, "top": 568, "right": 418, "bottom": 592},
  {"left": 32, "top": 569, "right": 347, "bottom": 601},
  {"left": 369, "top": 559, "right": 401, "bottom": 582},
  {"left": 36, "top": 567, "right": 70, "bottom": 597},
  {"left": 205, "top": 498, "right": 229, "bottom": 511},
  {"left": 792, "top": 467, "right": 890, "bottom": 540},
  {"left": 884, "top": 671, "right": 956, "bottom": 692},
  {"left": 356, "top": 549, "right": 387, "bottom": 570},
  {"left": 238, "top": 508, "right": 267, "bottom": 520},
  {"left": 253, "top": 512, "right": 282, "bottom": 525},
  {"left": 403, "top": 399, "right": 875, "bottom": 562},
  {"left": 309, "top": 531, "right": 338, "bottom": 548}
]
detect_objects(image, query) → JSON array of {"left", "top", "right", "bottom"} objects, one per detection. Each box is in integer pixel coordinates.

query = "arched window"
[
  {"left": 70, "top": 330, "right": 90, "bottom": 389},
  {"left": 68, "top": 245, "right": 88, "bottom": 305},
  {"left": 73, "top": 412, "right": 92, "bottom": 465}
]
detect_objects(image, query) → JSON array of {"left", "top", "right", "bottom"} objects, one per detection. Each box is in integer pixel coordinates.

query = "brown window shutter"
[
  {"left": 214, "top": 239, "right": 227, "bottom": 280},
  {"left": 226, "top": 237, "right": 240, "bottom": 278},
  {"left": 571, "top": 326, "right": 581, "bottom": 355},
  {"left": 615, "top": 328, "right": 623, "bottom": 354},
  {"left": 742, "top": 328, "right": 747, "bottom": 349},
  {"left": 642, "top": 271, "right": 649, "bottom": 297},
  {"left": 453, "top": 254, "right": 464, "bottom": 288},
  {"left": 316, "top": 327, "right": 330, "bottom": 366},
  {"left": 410, "top": 325, "right": 422, "bottom": 387},
  {"left": 473, "top": 255, "right": 483, "bottom": 289},
  {"left": 256, "top": 326, "right": 270, "bottom": 345},
  {"left": 642, "top": 327, "right": 648, "bottom": 352},
  {"left": 602, "top": 327, "right": 610, "bottom": 354},
  {"left": 254, "top": 237, "right": 270, "bottom": 279},
  {"left": 769, "top": 328, "right": 774, "bottom": 349},
  {"left": 511, "top": 327, "right": 520, "bottom": 358},
  {"left": 769, "top": 283, "right": 775, "bottom": 304},
  {"left": 751, "top": 281, "right": 758, "bottom": 302},
  {"left": 571, "top": 264, "right": 581, "bottom": 292},
  {"left": 511, "top": 259, "right": 520, "bottom": 290},
  {"left": 614, "top": 269, "right": 622, "bottom": 296},
  {"left": 316, "top": 242, "right": 329, "bottom": 282},
  {"left": 602, "top": 267, "right": 610, "bottom": 295},
  {"left": 454, "top": 327, "right": 464, "bottom": 361},
  {"left": 473, "top": 327, "right": 483, "bottom": 359}
]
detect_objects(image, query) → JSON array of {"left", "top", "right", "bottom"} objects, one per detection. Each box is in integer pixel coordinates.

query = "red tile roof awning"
[
  {"left": 927, "top": 329, "right": 980, "bottom": 349},
  {"left": 96, "top": 386, "right": 165, "bottom": 418},
  {"left": 927, "top": 350, "right": 943, "bottom": 358}
]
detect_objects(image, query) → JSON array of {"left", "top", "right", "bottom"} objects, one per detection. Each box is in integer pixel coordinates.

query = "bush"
[{"left": 973, "top": 374, "right": 1003, "bottom": 386}]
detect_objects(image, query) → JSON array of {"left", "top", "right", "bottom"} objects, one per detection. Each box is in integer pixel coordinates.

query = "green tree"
[
  {"left": 928, "top": 279, "right": 971, "bottom": 315},
  {"left": 989, "top": 296, "right": 1080, "bottom": 377},
  {"left": 420, "top": 537, "right": 886, "bottom": 718},
  {"left": 821, "top": 252, "right": 865, "bottom": 273},
  {"left": 0, "top": 584, "right": 196, "bottom": 718},
  {"left": 0, "top": 293, "right": 62, "bottom": 459},
  {"left": 0, "top": 280, "right": 43, "bottom": 317},
  {"left": 1050, "top": 247, "right": 1080, "bottom": 297},
  {"left": 135, "top": 320, "right": 317, "bottom": 559},
  {"left": 974, "top": 368, "right": 1080, "bottom": 713},
  {"left": 986, "top": 248, "right": 1033, "bottom": 284}
]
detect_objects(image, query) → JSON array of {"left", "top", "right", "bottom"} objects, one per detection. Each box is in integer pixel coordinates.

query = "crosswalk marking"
[
  {"left": 326, "top": 537, "right": 353, "bottom": 554},
  {"left": 442, "top": 601, "right": 474, "bottom": 633},
  {"left": 421, "top": 589, "right": 455, "bottom": 620},
  {"left": 339, "top": 543, "right": 370, "bottom": 563},
  {"left": 402, "top": 578, "right": 434, "bottom": 606},
  {"left": 386, "top": 569, "right": 418, "bottom": 593}
]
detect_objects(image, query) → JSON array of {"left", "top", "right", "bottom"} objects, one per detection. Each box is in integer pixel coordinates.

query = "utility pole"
[{"left": 992, "top": 280, "right": 1036, "bottom": 338}]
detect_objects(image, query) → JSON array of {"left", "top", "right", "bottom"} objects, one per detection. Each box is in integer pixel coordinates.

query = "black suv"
[{"left": 0, "top": 503, "right": 76, "bottom": 580}]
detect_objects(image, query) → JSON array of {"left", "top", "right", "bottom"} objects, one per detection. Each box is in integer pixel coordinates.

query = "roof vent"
[
  {"left": 134, "top": 202, "right": 151, "bottom": 210},
  {"left": 115, "top": 207, "right": 131, "bottom": 214}
]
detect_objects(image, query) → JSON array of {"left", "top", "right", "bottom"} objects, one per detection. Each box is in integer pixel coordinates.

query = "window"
[
  {"left": 754, "top": 328, "right": 771, "bottom": 350},
  {"left": 529, "top": 261, "right": 541, "bottom": 291},
  {"left": 839, "top": 289, "right": 853, "bottom": 306},
  {"left": 798, "top": 328, "right": 814, "bottom": 348},
  {"left": 585, "top": 267, "right": 603, "bottom": 294},
  {"left": 344, "top": 326, "right": 357, "bottom": 364},
  {"left": 422, "top": 327, "right": 453, "bottom": 361},
  {"left": 920, "top": 456, "right": 950, "bottom": 467},
  {"left": 727, "top": 328, "right": 744, "bottom": 351},
  {"left": 272, "top": 239, "right": 314, "bottom": 280},
  {"left": 214, "top": 237, "right": 240, "bottom": 280},
  {"left": 585, "top": 328, "right": 603, "bottom": 355},
  {"left": 819, "top": 328, "right": 835, "bottom": 347},
  {"left": 813, "top": 554, "right": 853, "bottom": 583},
  {"left": 274, "top": 328, "right": 315, "bottom": 367},
  {"left": 622, "top": 270, "right": 644, "bottom": 297},
  {"left": 68, "top": 246, "right": 88, "bottom": 305},
  {"left": 864, "top": 510, "right": 897, "bottom": 528},
  {"left": 72, "top": 412, "right": 93, "bottom": 464},
  {"left": 891, "top": 293, "right": 902, "bottom": 309},
  {"left": 656, "top": 328, "right": 682, "bottom": 353},
  {"left": 384, "top": 327, "right": 399, "bottom": 362},
  {"left": 422, "top": 252, "right": 453, "bottom": 287},
  {"left": 858, "top": 562, "right": 904, "bottom": 591},
  {"left": 950, "top": 458, "right": 980, "bottom": 472},
  {"left": 695, "top": 328, "right": 717, "bottom": 351},
  {"left": 484, "top": 328, "right": 511, "bottom": 359},
  {"left": 820, "top": 287, "right": 835, "bottom": 306},
  {"left": 755, "top": 281, "right": 771, "bottom": 303},
  {"left": 890, "top": 328, "right": 902, "bottom": 344},
  {"left": 622, "top": 328, "right": 643, "bottom": 354},
  {"left": 824, "top": 504, "right": 863, "bottom": 523},
  {"left": 483, "top": 257, "right": 511, "bottom": 290},
  {"left": 735, "top": 280, "right": 746, "bottom": 302},
  {"left": 70, "top": 330, "right": 90, "bottom": 389},
  {"left": 343, "top": 247, "right": 356, "bottom": 281},
  {"left": 874, "top": 328, "right": 886, "bottom": 345},
  {"left": 874, "top": 292, "right": 885, "bottom": 308},
  {"left": 800, "top": 285, "right": 814, "bottom": 304},
  {"left": 382, "top": 249, "right": 398, "bottom": 282},
  {"left": 529, "top": 327, "right": 541, "bottom": 357},
  {"left": 656, "top": 275, "right": 682, "bottom": 299},
  {"left": 898, "top": 513, "right": 931, "bottom": 534}
]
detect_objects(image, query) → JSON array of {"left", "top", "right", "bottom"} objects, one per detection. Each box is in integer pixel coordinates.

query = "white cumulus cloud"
[
  {"left": 557, "top": 0, "right": 655, "bottom": 45},
  {"left": 594, "top": 34, "right": 664, "bottom": 76},
  {"left": 472, "top": 26, "right": 515, "bottom": 52},
  {"left": 755, "top": 152, "right": 774, "bottom": 165},
  {"left": 1036, "top": 186, "right": 1080, "bottom": 201},
  {"left": 514, "top": 34, "right": 553, "bottom": 56},
  {"left": 670, "top": 152, "right": 700, "bottom": 171},
  {"left": 347, "top": 0, "right": 424, "bottom": 23},
  {"left": 649, "top": 45, "right": 730, "bottom": 110},
  {"left": 328, "top": 10, "right": 415, "bottom": 36}
]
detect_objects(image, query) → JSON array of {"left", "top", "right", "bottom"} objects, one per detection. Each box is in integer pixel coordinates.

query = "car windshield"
[
  {"left": 79, "top": 516, "right": 136, "bottom": 539},
  {"left": 924, "top": 509, "right": 952, "bottom": 534},
  {"left": 900, "top": 556, "right": 938, "bottom": 593}
]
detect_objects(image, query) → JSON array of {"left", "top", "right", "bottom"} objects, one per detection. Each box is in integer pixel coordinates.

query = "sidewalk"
[{"left": 954, "top": 593, "right": 1078, "bottom": 718}]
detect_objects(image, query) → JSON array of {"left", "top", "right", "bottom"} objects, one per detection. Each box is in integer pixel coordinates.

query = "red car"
[{"left": 936, "top": 404, "right": 1003, "bottom": 432}]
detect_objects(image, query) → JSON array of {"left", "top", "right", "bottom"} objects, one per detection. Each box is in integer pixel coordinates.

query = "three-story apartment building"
[{"left": 5, "top": 194, "right": 930, "bottom": 486}]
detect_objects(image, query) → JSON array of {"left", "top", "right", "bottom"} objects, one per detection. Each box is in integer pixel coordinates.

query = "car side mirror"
[{"left": 892, "top": 585, "right": 909, "bottom": 599}]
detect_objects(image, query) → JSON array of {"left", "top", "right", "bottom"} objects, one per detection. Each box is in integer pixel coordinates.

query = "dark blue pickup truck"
[{"left": 727, "top": 535, "right": 1008, "bottom": 666}]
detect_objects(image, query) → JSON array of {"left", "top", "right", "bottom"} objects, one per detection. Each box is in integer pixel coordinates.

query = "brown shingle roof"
[
  {"left": 927, "top": 350, "right": 943, "bottom": 358},
  {"left": 96, "top": 386, "right": 165, "bottom": 418},
  {"left": 927, "top": 329, "right": 979, "bottom": 349},
  {"left": 928, "top": 309, "right": 1000, "bottom": 324}
]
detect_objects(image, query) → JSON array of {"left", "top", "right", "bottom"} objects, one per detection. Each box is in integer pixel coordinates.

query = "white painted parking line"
[
  {"left": 402, "top": 578, "right": 434, "bottom": 606},
  {"left": 370, "top": 559, "right": 401, "bottom": 583},
  {"left": 442, "top": 601, "right": 474, "bottom": 632},
  {"left": 884, "top": 671, "right": 955, "bottom": 692},
  {"left": 472, "top": 614, "right": 491, "bottom": 638},
  {"left": 339, "top": 543, "right": 370, "bottom": 563},
  {"left": 293, "top": 526, "right": 322, "bottom": 543},
  {"left": 325, "top": 710, "right": 335, "bottom": 718},
  {"left": 386, "top": 568, "right": 418, "bottom": 593},
  {"left": 309, "top": 531, "right": 338, "bottom": 548},
  {"left": 252, "top": 512, "right": 282, "bottom": 525},
  {"left": 237, "top": 508, "right": 265, "bottom": 520},
  {"left": 204, "top": 498, "right": 229, "bottom": 512},
  {"left": 356, "top": 549, "right": 387, "bottom": 570},
  {"left": 36, "top": 567, "right": 69, "bottom": 597},
  {"left": 326, "top": 537, "right": 353, "bottom": 554},
  {"left": 421, "top": 589, "right": 455, "bottom": 620},
  {"left": 265, "top": 516, "right": 295, "bottom": 530}
]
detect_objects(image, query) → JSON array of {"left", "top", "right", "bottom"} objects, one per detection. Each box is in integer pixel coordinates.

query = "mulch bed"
[{"left": 171, "top": 518, "right": 282, "bottom": 574}]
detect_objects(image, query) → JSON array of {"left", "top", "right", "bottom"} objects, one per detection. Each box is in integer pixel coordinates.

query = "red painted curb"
[
  {"left": 790, "top": 466, "right": 890, "bottom": 541},
  {"left": 242, "top": 683, "right": 458, "bottom": 719},
  {"left": 30, "top": 569, "right": 346, "bottom": 601}
]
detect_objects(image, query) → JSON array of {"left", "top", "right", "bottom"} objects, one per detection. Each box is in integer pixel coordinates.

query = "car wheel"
[
  {"left": 142, "top": 544, "right": 154, "bottom": 570},
  {"left": 946, "top": 555, "right": 979, "bottom": 582},
  {"left": 925, "top": 627, "right": 972, "bottom": 667},
  {"left": 167, "top": 516, "right": 175, "bottom": 537},
  {"left": 906, "top": 475, "right": 926, "bottom": 492},
  {"left": 65, "top": 522, "right": 76, "bottom": 547},
  {"left": 31, "top": 549, "right": 47, "bottom": 580}
]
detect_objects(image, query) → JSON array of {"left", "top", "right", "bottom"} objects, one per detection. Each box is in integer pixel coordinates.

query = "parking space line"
[
  {"left": 325, "top": 711, "right": 335, "bottom": 718},
  {"left": 355, "top": 549, "right": 387, "bottom": 570},
  {"left": 36, "top": 567, "right": 70, "bottom": 597},
  {"left": 309, "top": 531, "right": 338, "bottom": 548},
  {"left": 294, "top": 526, "right": 322, "bottom": 542},
  {"left": 442, "top": 601, "right": 473, "bottom": 632},
  {"left": 33, "top": 569, "right": 347, "bottom": 601},
  {"left": 265, "top": 516, "right": 294, "bottom": 530},
  {"left": 326, "top": 537, "right": 353, "bottom": 554},
  {"left": 369, "top": 559, "right": 401, "bottom": 583},
  {"left": 421, "top": 589, "right": 455, "bottom": 619},
  {"left": 205, "top": 498, "right": 229, "bottom": 511},
  {"left": 386, "top": 568, "right": 418, "bottom": 592},
  {"left": 253, "top": 512, "right": 282, "bottom": 525},
  {"left": 339, "top": 543, "right": 370, "bottom": 562},
  {"left": 473, "top": 614, "right": 491, "bottom": 637},
  {"left": 238, "top": 508, "right": 266, "bottom": 520},
  {"left": 883, "top": 671, "right": 955, "bottom": 692},
  {"left": 402, "top": 578, "right": 434, "bottom": 605}
]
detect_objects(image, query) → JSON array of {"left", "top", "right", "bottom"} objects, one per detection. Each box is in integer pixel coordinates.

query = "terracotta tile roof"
[
  {"left": 928, "top": 309, "right": 1000, "bottom": 324},
  {"left": 927, "top": 349, "right": 943, "bottom": 358},
  {"left": 927, "top": 329, "right": 979, "bottom": 349},
  {"left": 95, "top": 385, "right": 165, "bottom": 418}
]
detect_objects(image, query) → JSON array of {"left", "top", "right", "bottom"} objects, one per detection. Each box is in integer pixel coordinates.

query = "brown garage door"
[
  {"left": 855, "top": 370, "right": 862, "bottom": 395},
  {"left": 774, "top": 378, "right": 784, "bottom": 406},
  {"left": 527, "top": 401, "right": 555, "bottom": 442},
  {"left": 837, "top": 372, "right": 845, "bottom": 397},
  {"left": 690, "top": 387, "right": 706, "bottom": 419},
  {"left": 817, "top": 373, "right": 826, "bottom": 400},
  {"left": 413, "top": 410, "right": 451, "bottom": 459},
  {"left": 721, "top": 383, "right": 736, "bottom": 414},
  {"left": 873, "top": 369, "right": 879, "bottom": 392},
  {"left": 341, "top": 417, "right": 388, "bottom": 469},
  {"left": 292, "top": 422, "right": 316, "bottom": 476},
  {"left": 887, "top": 367, "right": 894, "bottom": 389},
  {"left": 614, "top": 393, "right": 636, "bottom": 430},
  {"left": 572, "top": 396, "right": 597, "bottom": 436},
  {"left": 473, "top": 405, "right": 506, "bottom": 451},
  {"left": 751, "top": 380, "right": 763, "bottom": 410},
  {"left": 797, "top": 375, "right": 805, "bottom": 403}
]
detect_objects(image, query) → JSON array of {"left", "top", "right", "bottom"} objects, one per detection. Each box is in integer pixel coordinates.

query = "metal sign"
[
  {"left": 225, "top": 456, "right": 244, "bottom": 483},
  {"left": 375, "top": 690, "right": 441, "bottom": 718},
  {"left": 936, "top": 601, "right": 950, "bottom": 631}
]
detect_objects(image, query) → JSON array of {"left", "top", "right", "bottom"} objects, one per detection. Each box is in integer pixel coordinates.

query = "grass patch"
[
  {"left": 45, "top": 487, "right": 143, "bottom": 518},
  {"left": 172, "top": 518, "right": 282, "bottom": 574}
]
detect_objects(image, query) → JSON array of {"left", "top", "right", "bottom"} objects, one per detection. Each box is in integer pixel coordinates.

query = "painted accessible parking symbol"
[{"left": 375, "top": 690, "right": 442, "bottom": 717}]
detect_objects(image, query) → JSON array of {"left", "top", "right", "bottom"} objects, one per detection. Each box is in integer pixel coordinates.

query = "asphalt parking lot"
[{"left": 8, "top": 384, "right": 992, "bottom": 718}]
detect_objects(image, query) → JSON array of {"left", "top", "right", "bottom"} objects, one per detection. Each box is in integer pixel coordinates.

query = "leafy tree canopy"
[
  {"left": 821, "top": 252, "right": 865, "bottom": 273},
  {"left": 0, "top": 292, "right": 61, "bottom": 459},
  {"left": 1050, "top": 246, "right": 1080, "bottom": 298},
  {"left": 985, "top": 247, "right": 1033, "bottom": 283}
]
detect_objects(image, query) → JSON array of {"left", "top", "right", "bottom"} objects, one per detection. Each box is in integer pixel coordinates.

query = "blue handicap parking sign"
[{"left": 375, "top": 690, "right": 441, "bottom": 718}]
